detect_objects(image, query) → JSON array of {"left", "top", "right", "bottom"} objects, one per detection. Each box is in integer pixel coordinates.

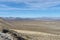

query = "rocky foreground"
[
  {"left": 0, "top": 29, "right": 25, "bottom": 40},
  {"left": 0, "top": 29, "right": 60, "bottom": 40}
]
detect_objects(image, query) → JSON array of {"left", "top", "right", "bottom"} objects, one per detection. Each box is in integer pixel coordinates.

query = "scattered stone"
[{"left": 0, "top": 29, "right": 25, "bottom": 40}]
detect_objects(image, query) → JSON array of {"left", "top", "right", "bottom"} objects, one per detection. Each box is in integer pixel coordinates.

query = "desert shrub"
[{"left": 2, "top": 29, "right": 9, "bottom": 33}]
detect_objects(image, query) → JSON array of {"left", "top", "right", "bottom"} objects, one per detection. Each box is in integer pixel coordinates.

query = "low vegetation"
[{"left": 0, "top": 18, "right": 60, "bottom": 40}]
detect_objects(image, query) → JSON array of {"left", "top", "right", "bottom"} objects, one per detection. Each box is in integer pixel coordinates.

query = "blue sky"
[{"left": 0, "top": 0, "right": 60, "bottom": 18}]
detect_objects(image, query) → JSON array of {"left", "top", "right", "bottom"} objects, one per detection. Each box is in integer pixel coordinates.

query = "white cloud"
[
  {"left": 0, "top": 0, "right": 60, "bottom": 10},
  {"left": 0, "top": 5, "right": 38, "bottom": 11}
]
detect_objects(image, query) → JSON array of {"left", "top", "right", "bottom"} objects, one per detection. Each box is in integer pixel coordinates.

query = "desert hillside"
[
  {"left": 0, "top": 17, "right": 60, "bottom": 40},
  {"left": 11, "top": 29, "right": 60, "bottom": 40},
  {"left": 0, "top": 29, "right": 60, "bottom": 40},
  {"left": 0, "top": 18, "right": 60, "bottom": 34}
]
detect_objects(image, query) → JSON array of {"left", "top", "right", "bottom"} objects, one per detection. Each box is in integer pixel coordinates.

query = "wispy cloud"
[{"left": 0, "top": 0, "right": 60, "bottom": 10}]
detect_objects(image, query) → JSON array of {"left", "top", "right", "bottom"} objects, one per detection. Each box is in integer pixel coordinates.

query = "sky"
[{"left": 0, "top": 0, "right": 60, "bottom": 18}]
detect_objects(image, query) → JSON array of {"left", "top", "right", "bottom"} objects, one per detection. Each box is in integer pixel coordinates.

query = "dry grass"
[
  {"left": 4, "top": 20, "right": 60, "bottom": 35},
  {"left": 11, "top": 29, "right": 60, "bottom": 40},
  {"left": 0, "top": 19, "right": 60, "bottom": 34},
  {"left": 0, "top": 19, "right": 60, "bottom": 40}
]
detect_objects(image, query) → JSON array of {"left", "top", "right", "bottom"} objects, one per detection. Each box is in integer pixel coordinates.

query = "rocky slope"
[
  {"left": 0, "top": 29, "right": 25, "bottom": 40},
  {"left": 0, "top": 29, "right": 60, "bottom": 40}
]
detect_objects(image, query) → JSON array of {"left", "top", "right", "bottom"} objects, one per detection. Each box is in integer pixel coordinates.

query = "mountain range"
[{"left": 1, "top": 17, "right": 60, "bottom": 21}]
